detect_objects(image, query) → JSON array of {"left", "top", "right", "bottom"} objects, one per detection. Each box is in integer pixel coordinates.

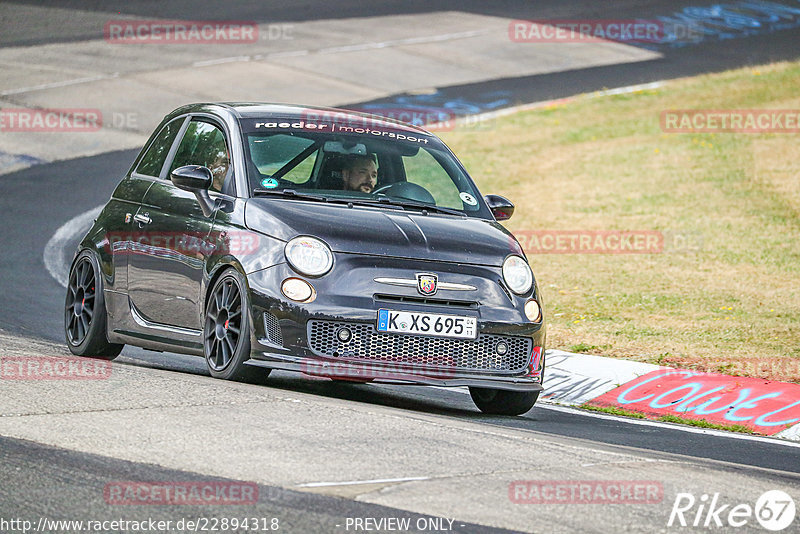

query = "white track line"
[
  {"left": 1, "top": 73, "right": 119, "bottom": 97},
  {"left": 297, "top": 476, "right": 429, "bottom": 488},
  {"left": 191, "top": 30, "right": 489, "bottom": 67},
  {"left": 43, "top": 205, "right": 103, "bottom": 288},
  {"left": 192, "top": 56, "right": 252, "bottom": 67},
  {"left": 317, "top": 30, "right": 488, "bottom": 54}
]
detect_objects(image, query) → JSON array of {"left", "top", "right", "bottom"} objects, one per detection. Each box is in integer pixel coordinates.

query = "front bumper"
[
  {"left": 244, "top": 357, "right": 544, "bottom": 392},
  {"left": 245, "top": 254, "right": 545, "bottom": 392}
]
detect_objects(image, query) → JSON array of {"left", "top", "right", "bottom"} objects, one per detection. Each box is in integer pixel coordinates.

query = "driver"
[{"left": 341, "top": 154, "right": 378, "bottom": 193}]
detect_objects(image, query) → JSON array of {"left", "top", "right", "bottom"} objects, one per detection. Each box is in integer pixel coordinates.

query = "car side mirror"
[
  {"left": 170, "top": 165, "right": 215, "bottom": 217},
  {"left": 484, "top": 194, "right": 515, "bottom": 221}
]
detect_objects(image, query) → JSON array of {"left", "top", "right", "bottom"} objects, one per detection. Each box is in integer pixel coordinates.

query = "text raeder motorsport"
[{"left": 254, "top": 121, "right": 430, "bottom": 144}]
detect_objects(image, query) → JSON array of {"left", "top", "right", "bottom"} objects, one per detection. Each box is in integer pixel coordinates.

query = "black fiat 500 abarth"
[{"left": 65, "top": 103, "right": 545, "bottom": 415}]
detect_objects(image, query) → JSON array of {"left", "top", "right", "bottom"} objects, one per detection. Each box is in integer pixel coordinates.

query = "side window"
[
  {"left": 135, "top": 118, "right": 183, "bottom": 177},
  {"left": 169, "top": 120, "right": 230, "bottom": 193},
  {"left": 403, "top": 148, "right": 463, "bottom": 209}
]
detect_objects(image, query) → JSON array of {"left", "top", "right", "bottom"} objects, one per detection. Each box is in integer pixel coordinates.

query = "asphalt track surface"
[
  {"left": 352, "top": 29, "right": 800, "bottom": 116},
  {"left": 0, "top": 436, "right": 513, "bottom": 534},
  {"left": 2, "top": 2, "right": 800, "bottom": 533},
  {"left": 0, "top": 1, "right": 755, "bottom": 48}
]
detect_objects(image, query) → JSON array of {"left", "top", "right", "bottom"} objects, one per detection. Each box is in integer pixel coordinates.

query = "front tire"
[
  {"left": 469, "top": 387, "right": 539, "bottom": 416},
  {"left": 64, "top": 250, "right": 123, "bottom": 359},
  {"left": 203, "top": 268, "right": 266, "bottom": 382}
]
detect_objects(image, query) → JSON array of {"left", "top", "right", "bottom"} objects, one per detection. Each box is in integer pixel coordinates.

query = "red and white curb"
[{"left": 543, "top": 350, "right": 800, "bottom": 441}]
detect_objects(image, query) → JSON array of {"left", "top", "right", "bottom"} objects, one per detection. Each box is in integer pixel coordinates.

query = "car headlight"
[
  {"left": 502, "top": 255, "right": 533, "bottom": 294},
  {"left": 284, "top": 236, "right": 333, "bottom": 276}
]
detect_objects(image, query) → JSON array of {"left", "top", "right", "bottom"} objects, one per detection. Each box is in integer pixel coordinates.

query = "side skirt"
[{"left": 105, "top": 290, "right": 204, "bottom": 356}]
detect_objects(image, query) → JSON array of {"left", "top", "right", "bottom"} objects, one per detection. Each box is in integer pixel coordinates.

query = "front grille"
[
  {"left": 263, "top": 312, "right": 284, "bottom": 346},
  {"left": 374, "top": 294, "right": 478, "bottom": 309},
  {"left": 307, "top": 320, "right": 531, "bottom": 373}
]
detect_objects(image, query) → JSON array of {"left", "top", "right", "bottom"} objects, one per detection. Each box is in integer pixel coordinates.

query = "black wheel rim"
[
  {"left": 204, "top": 276, "right": 243, "bottom": 371},
  {"left": 65, "top": 257, "right": 96, "bottom": 345}
]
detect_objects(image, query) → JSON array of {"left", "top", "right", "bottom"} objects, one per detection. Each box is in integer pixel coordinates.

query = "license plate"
[{"left": 376, "top": 309, "right": 477, "bottom": 339}]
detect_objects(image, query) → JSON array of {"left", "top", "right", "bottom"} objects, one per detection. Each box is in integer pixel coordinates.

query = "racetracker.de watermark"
[
  {"left": 298, "top": 109, "right": 444, "bottom": 135},
  {"left": 0, "top": 356, "right": 111, "bottom": 380},
  {"left": 515, "top": 230, "right": 662, "bottom": 254},
  {"left": 663, "top": 357, "right": 800, "bottom": 382},
  {"left": 347, "top": 107, "right": 455, "bottom": 128},
  {"left": 509, "top": 480, "right": 664, "bottom": 504},
  {"left": 105, "top": 231, "right": 262, "bottom": 257},
  {"left": 301, "top": 360, "right": 456, "bottom": 381},
  {"left": 343, "top": 106, "right": 496, "bottom": 132},
  {"left": 661, "top": 110, "right": 800, "bottom": 133},
  {"left": 103, "top": 20, "right": 265, "bottom": 44},
  {"left": 0, "top": 108, "right": 101, "bottom": 132},
  {"left": 513, "top": 230, "right": 703, "bottom": 254},
  {"left": 508, "top": 19, "right": 703, "bottom": 44},
  {"left": 104, "top": 481, "right": 258, "bottom": 505}
]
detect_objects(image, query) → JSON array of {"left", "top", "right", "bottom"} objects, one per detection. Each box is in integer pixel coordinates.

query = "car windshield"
[{"left": 240, "top": 118, "right": 488, "bottom": 217}]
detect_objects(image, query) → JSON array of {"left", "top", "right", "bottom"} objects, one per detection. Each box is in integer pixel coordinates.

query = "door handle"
[{"left": 133, "top": 213, "right": 152, "bottom": 225}]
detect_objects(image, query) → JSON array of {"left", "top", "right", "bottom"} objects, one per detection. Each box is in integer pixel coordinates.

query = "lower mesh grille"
[
  {"left": 263, "top": 312, "right": 283, "bottom": 346},
  {"left": 307, "top": 320, "right": 531, "bottom": 373}
]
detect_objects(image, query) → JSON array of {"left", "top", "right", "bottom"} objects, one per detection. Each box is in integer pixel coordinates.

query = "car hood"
[{"left": 244, "top": 198, "right": 523, "bottom": 267}]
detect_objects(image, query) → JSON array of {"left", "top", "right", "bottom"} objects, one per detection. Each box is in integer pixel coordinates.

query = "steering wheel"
[{"left": 373, "top": 182, "right": 436, "bottom": 204}]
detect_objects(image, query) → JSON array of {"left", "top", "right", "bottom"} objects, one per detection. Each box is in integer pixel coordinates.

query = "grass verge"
[
  {"left": 440, "top": 60, "right": 800, "bottom": 382},
  {"left": 580, "top": 404, "right": 758, "bottom": 434}
]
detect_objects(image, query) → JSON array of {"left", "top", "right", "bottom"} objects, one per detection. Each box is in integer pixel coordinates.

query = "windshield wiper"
[
  {"left": 253, "top": 188, "right": 409, "bottom": 211},
  {"left": 253, "top": 189, "right": 464, "bottom": 216},
  {"left": 370, "top": 197, "right": 465, "bottom": 217},
  {"left": 252, "top": 188, "right": 329, "bottom": 202}
]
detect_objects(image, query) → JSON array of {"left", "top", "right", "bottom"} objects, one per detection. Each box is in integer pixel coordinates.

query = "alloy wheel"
[
  {"left": 65, "top": 257, "right": 96, "bottom": 345},
  {"left": 204, "top": 276, "right": 243, "bottom": 371}
]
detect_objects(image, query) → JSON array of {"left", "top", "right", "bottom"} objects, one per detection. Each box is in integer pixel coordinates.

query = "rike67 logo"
[{"left": 668, "top": 490, "right": 796, "bottom": 531}]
